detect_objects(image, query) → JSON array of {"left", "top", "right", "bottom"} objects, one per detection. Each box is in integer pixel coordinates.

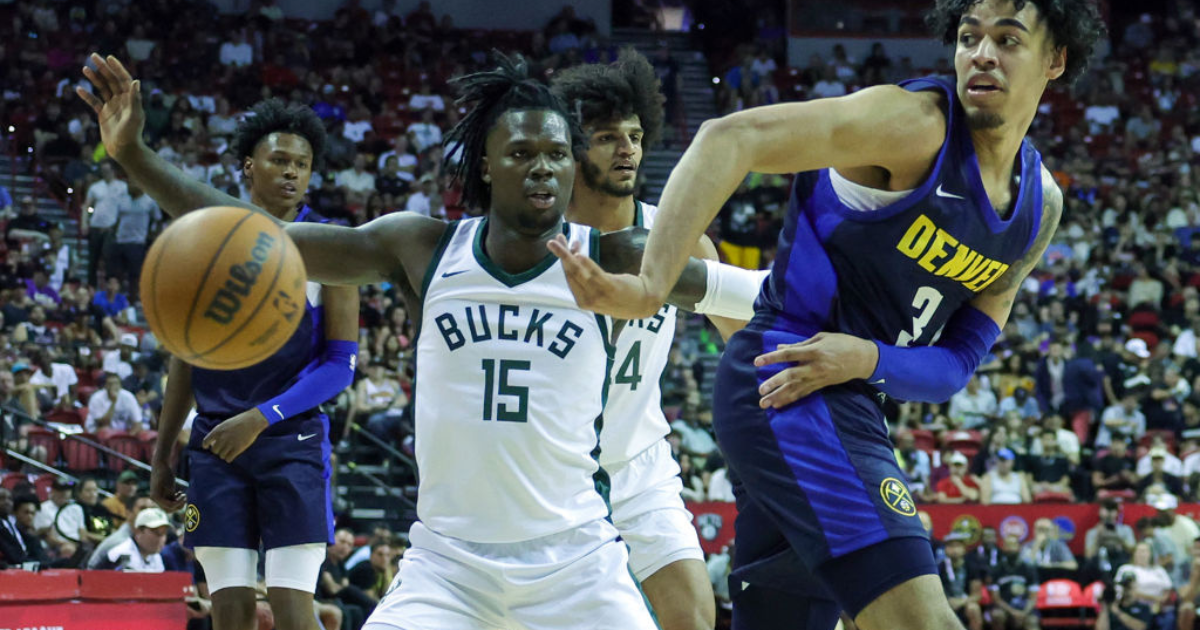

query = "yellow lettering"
[
  {"left": 953, "top": 253, "right": 991, "bottom": 284},
  {"left": 969, "top": 262, "right": 1011, "bottom": 292},
  {"left": 896, "top": 214, "right": 936, "bottom": 259},
  {"left": 936, "top": 246, "right": 978, "bottom": 278},
  {"left": 917, "top": 229, "right": 959, "bottom": 272}
]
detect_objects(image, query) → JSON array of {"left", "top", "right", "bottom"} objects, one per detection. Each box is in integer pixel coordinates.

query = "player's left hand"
[
  {"left": 202, "top": 408, "right": 269, "bottom": 463},
  {"left": 548, "top": 234, "right": 663, "bottom": 321},
  {"left": 753, "top": 332, "right": 879, "bottom": 409}
]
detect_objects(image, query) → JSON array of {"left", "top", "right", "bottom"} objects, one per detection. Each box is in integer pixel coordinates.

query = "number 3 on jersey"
[
  {"left": 895, "top": 286, "right": 944, "bottom": 348},
  {"left": 481, "top": 359, "right": 530, "bottom": 422}
]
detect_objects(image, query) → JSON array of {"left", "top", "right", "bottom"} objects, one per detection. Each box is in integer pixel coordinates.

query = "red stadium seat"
[
  {"left": 1034, "top": 491, "right": 1074, "bottom": 504},
  {"left": 1037, "top": 579, "right": 1096, "bottom": 627},
  {"left": 34, "top": 473, "right": 57, "bottom": 502},
  {"left": 61, "top": 433, "right": 103, "bottom": 473},
  {"left": 1138, "top": 430, "right": 1176, "bottom": 455},
  {"left": 45, "top": 408, "right": 84, "bottom": 426},
  {"left": 1, "top": 472, "right": 28, "bottom": 491},
  {"left": 910, "top": 429, "right": 937, "bottom": 454},
  {"left": 1096, "top": 489, "right": 1137, "bottom": 501},
  {"left": 104, "top": 434, "right": 147, "bottom": 472},
  {"left": 26, "top": 427, "right": 61, "bottom": 467}
]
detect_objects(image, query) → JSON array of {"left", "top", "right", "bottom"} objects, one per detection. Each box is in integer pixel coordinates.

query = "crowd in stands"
[{"left": 13, "top": 0, "right": 1200, "bottom": 627}]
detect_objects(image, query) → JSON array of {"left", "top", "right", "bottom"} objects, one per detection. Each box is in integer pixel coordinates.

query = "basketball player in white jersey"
[
  {"left": 552, "top": 50, "right": 767, "bottom": 630},
  {"left": 82, "top": 52, "right": 744, "bottom": 629}
]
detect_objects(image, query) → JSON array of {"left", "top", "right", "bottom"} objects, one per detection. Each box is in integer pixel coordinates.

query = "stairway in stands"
[
  {"left": 609, "top": 28, "right": 720, "bottom": 204},
  {"left": 0, "top": 154, "right": 85, "bottom": 264}
]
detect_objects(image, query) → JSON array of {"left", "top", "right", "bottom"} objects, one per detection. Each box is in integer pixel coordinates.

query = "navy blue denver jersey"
[
  {"left": 190, "top": 205, "right": 328, "bottom": 435},
  {"left": 755, "top": 76, "right": 1044, "bottom": 347}
]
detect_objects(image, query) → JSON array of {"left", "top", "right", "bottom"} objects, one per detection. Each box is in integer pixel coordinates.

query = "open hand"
[
  {"left": 753, "top": 332, "right": 879, "bottom": 408},
  {"left": 547, "top": 234, "right": 661, "bottom": 320},
  {"left": 202, "top": 407, "right": 269, "bottom": 463},
  {"left": 75, "top": 53, "right": 146, "bottom": 163}
]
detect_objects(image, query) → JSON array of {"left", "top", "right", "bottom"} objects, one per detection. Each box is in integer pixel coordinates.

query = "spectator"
[
  {"left": 86, "top": 372, "right": 144, "bottom": 435},
  {"left": 124, "top": 24, "right": 156, "bottom": 62},
  {"left": 348, "top": 540, "right": 398, "bottom": 604},
  {"left": 679, "top": 453, "right": 707, "bottom": 502},
  {"left": 14, "top": 306, "right": 57, "bottom": 346},
  {"left": 33, "top": 478, "right": 74, "bottom": 550},
  {"left": 336, "top": 154, "right": 376, "bottom": 207},
  {"left": 893, "top": 429, "right": 931, "bottom": 495},
  {"left": 407, "top": 80, "right": 445, "bottom": 112},
  {"left": 1085, "top": 498, "right": 1137, "bottom": 562},
  {"left": 811, "top": 66, "right": 846, "bottom": 99},
  {"left": 989, "top": 533, "right": 1040, "bottom": 630},
  {"left": 123, "top": 359, "right": 162, "bottom": 420},
  {"left": 1176, "top": 538, "right": 1200, "bottom": 630},
  {"left": 99, "top": 471, "right": 140, "bottom": 528},
  {"left": 357, "top": 359, "right": 409, "bottom": 441},
  {"left": 404, "top": 174, "right": 440, "bottom": 217},
  {"left": 83, "top": 162, "right": 127, "bottom": 286},
  {"left": 112, "top": 183, "right": 159, "bottom": 294},
  {"left": 1102, "top": 571, "right": 1154, "bottom": 630},
  {"left": 935, "top": 451, "right": 980, "bottom": 504},
  {"left": 1027, "top": 429, "right": 1075, "bottom": 500},
  {"left": 43, "top": 224, "right": 71, "bottom": 293},
  {"left": 0, "top": 184, "right": 11, "bottom": 217},
  {"left": 87, "top": 495, "right": 156, "bottom": 569},
  {"left": 7, "top": 493, "right": 50, "bottom": 568},
  {"left": 376, "top": 135, "right": 418, "bottom": 182},
  {"left": 1148, "top": 494, "right": 1199, "bottom": 568},
  {"left": 53, "top": 477, "right": 116, "bottom": 547},
  {"left": 1020, "top": 518, "right": 1078, "bottom": 572},
  {"left": 102, "top": 334, "right": 140, "bottom": 380},
  {"left": 24, "top": 269, "right": 60, "bottom": 309},
  {"left": 938, "top": 531, "right": 985, "bottom": 630},
  {"left": 95, "top": 507, "right": 169, "bottom": 572},
  {"left": 670, "top": 404, "right": 718, "bottom": 460},
  {"left": 6, "top": 195, "right": 52, "bottom": 247},
  {"left": 218, "top": 30, "right": 254, "bottom": 67},
  {"left": 1035, "top": 339, "right": 1068, "bottom": 414},
  {"left": 997, "top": 386, "right": 1040, "bottom": 421},
  {"left": 1115, "top": 541, "right": 1175, "bottom": 628},
  {"left": 318, "top": 528, "right": 371, "bottom": 626},
  {"left": 1136, "top": 448, "right": 1185, "bottom": 500},
  {"left": 949, "top": 375, "right": 998, "bottom": 430},
  {"left": 1093, "top": 438, "right": 1139, "bottom": 496},
  {"left": 92, "top": 276, "right": 130, "bottom": 320},
  {"left": 1027, "top": 413, "right": 1081, "bottom": 465},
  {"left": 1098, "top": 389, "right": 1147, "bottom": 448},
  {"left": 980, "top": 448, "right": 1030, "bottom": 505},
  {"left": 406, "top": 108, "right": 442, "bottom": 153}
]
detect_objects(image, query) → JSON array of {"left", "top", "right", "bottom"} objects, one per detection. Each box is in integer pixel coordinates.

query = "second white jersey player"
[{"left": 601, "top": 201, "right": 705, "bottom": 581}]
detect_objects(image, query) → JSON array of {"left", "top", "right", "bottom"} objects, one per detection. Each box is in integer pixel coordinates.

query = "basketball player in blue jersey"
[
  {"left": 76, "top": 88, "right": 361, "bottom": 630},
  {"left": 80, "top": 52, "right": 757, "bottom": 628},
  {"left": 549, "top": 1, "right": 1104, "bottom": 629},
  {"left": 552, "top": 49, "right": 766, "bottom": 630}
]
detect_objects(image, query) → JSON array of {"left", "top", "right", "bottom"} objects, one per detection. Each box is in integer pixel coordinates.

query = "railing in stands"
[
  {"left": 347, "top": 421, "right": 418, "bottom": 477},
  {"left": 343, "top": 460, "right": 416, "bottom": 509},
  {"left": 3, "top": 448, "right": 113, "bottom": 498}
]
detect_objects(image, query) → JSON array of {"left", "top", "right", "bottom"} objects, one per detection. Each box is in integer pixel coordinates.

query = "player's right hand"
[
  {"left": 150, "top": 460, "right": 186, "bottom": 513},
  {"left": 547, "top": 234, "right": 662, "bottom": 320},
  {"left": 76, "top": 53, "right": 146, "bottom": 163}
]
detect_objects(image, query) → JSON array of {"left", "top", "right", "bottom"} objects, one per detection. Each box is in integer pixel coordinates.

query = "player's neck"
[
  {"left": 566, "top": 185, "right": 636, "bottom": 233},
  {"left": 482, "top": 216, "right": 563, "bottom": 275},
  {"left": 967, "top": 109, "right": 1035, "bottom": 185},
  {"left": 250, "top": 192, "right": 301, "bottom": 222}
]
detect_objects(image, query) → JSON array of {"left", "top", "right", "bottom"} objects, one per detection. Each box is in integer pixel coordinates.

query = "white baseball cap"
[{"left": 135, "top": 507, "right": 170, "bottom": 529}]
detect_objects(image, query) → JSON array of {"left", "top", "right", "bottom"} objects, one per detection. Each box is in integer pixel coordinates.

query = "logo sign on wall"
[
  {"left": 999, "top": 515, "right": 1030, "bottom": 542},
  {"left": 950, "top": 514, "right": 983, "bottom": 546}
]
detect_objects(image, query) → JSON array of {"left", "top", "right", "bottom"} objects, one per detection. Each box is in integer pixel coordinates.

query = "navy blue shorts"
[
  {"left": 183, "top": 413, "right": 333, "bottom": 551},
  {"left": 714, "top": 328, "right": 936, "bottom": 622}
]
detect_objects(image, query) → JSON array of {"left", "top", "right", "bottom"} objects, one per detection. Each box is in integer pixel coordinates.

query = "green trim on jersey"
[
  {"left": 418, "top": 220, "right": 460, "bottom": 302},
  {"left": 472, "top": 217, "right": 569, "bottom": 288},
  {"left": 633, "top": 199, "right": 644, "bottom": 228},
  {"left": 627, "top": 565, "right": 663, "bottom": 629},
  {"left": 588, "top": 226, "right": 615, "bottom": 513}
]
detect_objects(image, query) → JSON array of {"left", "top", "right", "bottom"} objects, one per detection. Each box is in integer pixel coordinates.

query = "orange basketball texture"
[{"left": 140, "top": 206, "right": 308, "bottom": 370}]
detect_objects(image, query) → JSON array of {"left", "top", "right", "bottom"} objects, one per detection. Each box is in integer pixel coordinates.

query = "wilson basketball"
[{"left": 140, "top": 206, "right": 308, "bottom": 370}]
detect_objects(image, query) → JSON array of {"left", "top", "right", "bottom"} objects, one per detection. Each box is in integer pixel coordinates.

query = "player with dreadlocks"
[
  {"left": 551, "top": 49, "right": 767, "bottom": 630},
  {"left": 80, "top": 50, "right": 724, "bottom": 628}
]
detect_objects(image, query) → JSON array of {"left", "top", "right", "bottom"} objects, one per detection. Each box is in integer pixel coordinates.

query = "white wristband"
[{"left": 691, "top": 259, "right": 769, "bottom": 320}]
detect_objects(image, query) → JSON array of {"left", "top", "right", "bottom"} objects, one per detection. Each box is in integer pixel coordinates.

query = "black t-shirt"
[
  {"left": 990, "top": 556, "right": 1039, "bottom": 608},
  {"left": 1136, "top": 472, "right": 1184, "bottom": 497},
  {"left": 1029, "top": 455, "right": 1071, "bottom": 484},
  {"left": 1097, "top": 454, "right": 1136, "bottom": 488},
  {"left": 348, "top": 561, "right": 383, "bottom": 593},
  {"left": 1111, "top": 600, "right": 1153, "bottom": 630},
  {"left": 938, "top": 559, "right": 984, "bottom": 598},
  {"left": 318, "top": 558, "right": 346, "bottom": 598}
]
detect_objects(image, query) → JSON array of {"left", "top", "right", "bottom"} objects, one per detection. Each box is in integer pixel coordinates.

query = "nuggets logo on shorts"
[
  {"left": 879, "top": 477, "right": 916, "bottom": 516},
  {"left": 184, "top": 504, "right": 201, "bottom": 532}
]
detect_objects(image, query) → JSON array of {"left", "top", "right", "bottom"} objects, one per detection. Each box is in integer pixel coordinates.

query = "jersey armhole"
[{"left": 417, "top": 220, "right": 460, "bottom": 302}]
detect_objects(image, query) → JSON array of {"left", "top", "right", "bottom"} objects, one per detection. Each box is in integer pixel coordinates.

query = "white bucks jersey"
[
  {"left": 599, "top": 201, "right": 677, "bottom": 466},
  {"left": 415, "top": 217, "right": 613, "bottom": 544}
]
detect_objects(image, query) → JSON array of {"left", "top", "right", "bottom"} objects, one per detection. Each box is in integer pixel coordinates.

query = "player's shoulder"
[
  {"left": 851, "top": 83, "right": 946, "bottom": 135},
  {"left": 1038, "top": 163, "right": 1064, "bottom": 227}
]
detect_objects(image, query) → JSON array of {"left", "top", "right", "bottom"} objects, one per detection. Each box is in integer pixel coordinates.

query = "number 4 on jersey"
[{"left": 615, "top": 340, "right": 643, "bottom": 390}]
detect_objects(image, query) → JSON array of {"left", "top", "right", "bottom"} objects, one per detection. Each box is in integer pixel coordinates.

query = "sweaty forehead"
[{"left": 491, "top": 109, "right": 571, "bottom": 146}]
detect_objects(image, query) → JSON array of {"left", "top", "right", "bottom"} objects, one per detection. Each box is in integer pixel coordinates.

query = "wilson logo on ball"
[{"left": 203, "top": 231, "right": 277, "bottom": 325}]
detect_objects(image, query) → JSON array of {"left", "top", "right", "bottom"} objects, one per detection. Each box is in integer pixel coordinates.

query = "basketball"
[{"left": 139, "top": 206, "right": 308, "bottom": 371}]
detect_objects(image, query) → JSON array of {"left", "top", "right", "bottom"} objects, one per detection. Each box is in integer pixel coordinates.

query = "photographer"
[
  {"left": 1099, "top": 573, "right": 1152, "bottom": 630},
  {"left": 1176, "top": 537, "right": 1200, "bottom": 630}
]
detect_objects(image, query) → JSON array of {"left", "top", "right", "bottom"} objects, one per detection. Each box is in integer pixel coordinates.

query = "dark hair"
[
  {"left": 550, "top": 47, "right": 665, "bottom": 150},
  {"left": 13, "top": 493, "right": 38, "bottom": 513},
  {"left": 1100, "top": 498, "right": 1120, "bottom": 511},
  {"left": 925, "top": 0, "right": 1105, "bottom": 85},
  {"left": 444, "top": 51, "right": 585, "bottom": 210},
  {"left": 231, "top": 98, "right": 327, "bottom": 169}
]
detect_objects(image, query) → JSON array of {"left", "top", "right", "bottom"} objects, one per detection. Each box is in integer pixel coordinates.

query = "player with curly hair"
[
  {"left": 79, "top": 82, "right": 361, "bottom": 630},
  {"left": 552, "top": 48, "right": 765, "bottom": 630},
  {"left": 548, "top": 1, "right": 1105, "bottom": 628}
]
